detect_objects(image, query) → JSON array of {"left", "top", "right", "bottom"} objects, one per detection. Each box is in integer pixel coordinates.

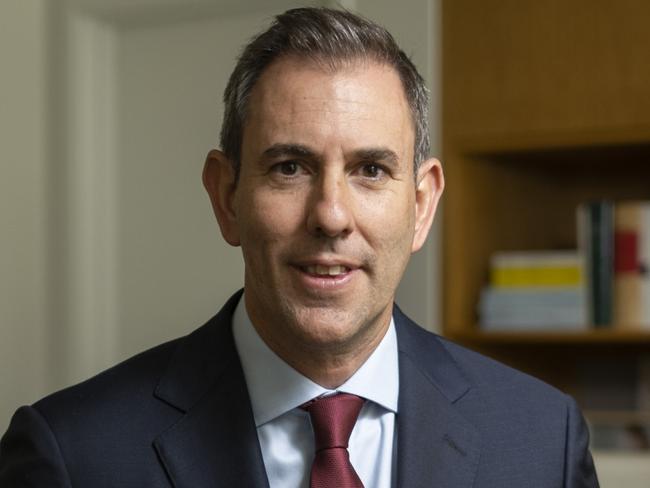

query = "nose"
[{"left": 306, "top": 169, "right": 354, "bottom": 238}]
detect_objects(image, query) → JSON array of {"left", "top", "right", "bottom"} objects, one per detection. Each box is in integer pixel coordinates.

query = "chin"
[{"left": 290, "top": 306, "right": 374, "bottom": 346}]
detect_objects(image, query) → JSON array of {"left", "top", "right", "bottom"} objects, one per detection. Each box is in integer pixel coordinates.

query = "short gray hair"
[{"left": 220, "top": 7, "right": 430, "bottom": 178}]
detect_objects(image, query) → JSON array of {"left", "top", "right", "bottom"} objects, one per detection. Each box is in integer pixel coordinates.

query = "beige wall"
[
  {"left": 115, "top": 12, "right": 265, "bottom": 359},
  {"left": 0, "top": 0, "right": 50, "bottom": 435}
]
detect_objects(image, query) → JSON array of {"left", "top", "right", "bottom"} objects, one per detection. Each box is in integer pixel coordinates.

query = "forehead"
[{"left": 241, "top": 57, "right": 414, "bottom": 161}]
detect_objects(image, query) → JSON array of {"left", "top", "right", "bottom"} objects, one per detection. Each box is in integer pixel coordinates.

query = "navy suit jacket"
[{"left": 0, "top": 291, "right": 598, "bottom": 487}]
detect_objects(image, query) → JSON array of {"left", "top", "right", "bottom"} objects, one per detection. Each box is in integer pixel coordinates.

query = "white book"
[
  {"left": 479, "top": 287, "right": 587, "bottom": 331},
  {"left": 491, "top": 250, "right": 583, "bottom": 268}
]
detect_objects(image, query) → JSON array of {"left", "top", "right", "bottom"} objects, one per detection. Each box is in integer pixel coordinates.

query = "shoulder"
[
  {"left": 394, "top": 313, "right": 600, "bottom": 485},
  {"left": 1, "top": 293, "right": 243, "bottom": 484},
  {"left": 0, "top": 337, "right": 185, "bottom": 486},
  {"left": 394, "top": 309, "right": 573, "bottom": 419},
  {"left": 33, "top": 291, "right": 243, "bottom": 424},
  {"left": 439, "top": 335, "right": 566, "bottom": 401},
  {"left": 434, "top": 335, "right": 597, "bottom": 485},
  {"left": 33, "top": 337, "right": 184, "bottom": 437}
]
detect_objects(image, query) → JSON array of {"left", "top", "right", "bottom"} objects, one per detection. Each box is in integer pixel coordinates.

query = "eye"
[
  {"left": 360, "top": 163, "right": 384, "bottom": 179},
  {"left": 273, "top": 161, "right": 300, "bottom": 176}
]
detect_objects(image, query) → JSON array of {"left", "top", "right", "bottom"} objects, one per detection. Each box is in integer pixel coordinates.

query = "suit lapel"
[
  {"left": 394, "top": 307, "right": 481, "bottom": 488},
  {"left": 152, "top": 291, "right": 269, "bottom": 488}
]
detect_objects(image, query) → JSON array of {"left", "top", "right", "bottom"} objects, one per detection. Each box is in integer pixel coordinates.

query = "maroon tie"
[{"left": 303, "top": 393, "right": 366, "bottom": 488}]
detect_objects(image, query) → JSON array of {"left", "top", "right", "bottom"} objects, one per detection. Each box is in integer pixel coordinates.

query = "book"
[
  {"left": 614, "top": 201, "right": 650, "bottom": 330},
  {"left": 577, "top": 201, "right": 614, "bottom": 327},
  {"left": 479, "top": 287, "right": 587, "bottom": 330},
  {"left": 490, "top": 250, "right": 584, "bottom": 287}
]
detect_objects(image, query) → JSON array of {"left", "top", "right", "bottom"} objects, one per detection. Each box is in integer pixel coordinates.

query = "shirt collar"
[{"left": 232, "top": 293, "right": 399, "bottom": 427}]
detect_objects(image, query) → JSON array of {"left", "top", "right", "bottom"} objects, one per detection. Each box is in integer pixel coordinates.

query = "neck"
[
  {"left": 247, "top": 301, "right": 392, "bottom": 389},
  {"left": 285, "top": 335, "right": 384, "bottom": 389}
]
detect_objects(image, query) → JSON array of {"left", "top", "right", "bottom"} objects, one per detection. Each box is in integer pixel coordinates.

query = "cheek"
[
  {"left": 238, "top": 191, "right": 305, "bottom": 248},
  {"left": 378, "top": 220, "right": 415, "bottom": 291},
  {"left": 357, "top": 189, "right": 416, "bottom": 251}
]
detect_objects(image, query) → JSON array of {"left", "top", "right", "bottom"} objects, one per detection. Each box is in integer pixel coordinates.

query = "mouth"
[
  {"left": 303, "top": 264, "right": 350, "bottom": 276},
  {"left": 292, "top": 258, "right": 361, "bottom": 291}
]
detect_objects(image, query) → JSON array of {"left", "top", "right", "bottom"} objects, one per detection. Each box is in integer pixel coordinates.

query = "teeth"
[
  {"left": 328, "top": 265, "right": 344, "bottom": 276},
  {"left": 306, "top": 265, "right": 348, "bottom": 276}
]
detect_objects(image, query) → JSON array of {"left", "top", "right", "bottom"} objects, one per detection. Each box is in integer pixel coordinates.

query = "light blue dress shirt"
[{"left": 232, "top": 295, "right": 399, "bottom": 488}]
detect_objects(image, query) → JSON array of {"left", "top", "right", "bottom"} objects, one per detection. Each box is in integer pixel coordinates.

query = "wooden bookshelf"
[{"left": 441, "top": 0, "right": 650, "bottom": 404}]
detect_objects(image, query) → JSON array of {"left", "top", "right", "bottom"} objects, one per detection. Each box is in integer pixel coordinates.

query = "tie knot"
[{"left": 303, "top": 393, "right": 365, "bottom": 451}]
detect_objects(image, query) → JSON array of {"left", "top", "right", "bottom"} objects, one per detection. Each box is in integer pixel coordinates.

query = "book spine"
[
  {"left": 614, "top": 202, "right": 642, "bottom": 328},
  {"left": 489, "top": 251, "right": 584, "bottom": 287},
  {"left": 640, "top": 203, "right": 650, "bottom": 329},
  {"left": 577, "top": 203, "right": 593, "bottom": 325},
  {"left": 491, "top": 265, "right": 583, "bottom": 287},
  {"left": 590, "top": 201, "right": 614, "bottom": 327}
]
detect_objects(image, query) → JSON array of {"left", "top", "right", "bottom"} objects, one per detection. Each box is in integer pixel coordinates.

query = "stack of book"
[
  {"left": 579, "top": 200, "right": 650, "bottom": 330},
  {"left": 478, "top": 250, "right": 588, "bottom": 330}
]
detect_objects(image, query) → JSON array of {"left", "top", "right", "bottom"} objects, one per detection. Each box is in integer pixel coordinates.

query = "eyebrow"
[
  {"left": 261, "top": 144, "right": 319, "bottom": 161},
  {"left": 352, "top": 148, "right": 400, "bottom": 167},
  {"left": 261, "top": 143, "right": 400, "bottom": 167}
]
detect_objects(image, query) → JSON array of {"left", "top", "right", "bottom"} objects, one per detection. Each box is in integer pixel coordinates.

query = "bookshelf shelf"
[
  {"left": 584, "top": 409, "right": 650, "bottom": 424},
  {"left": 449, "top": 330, "right": 650, "bottom": 346}
]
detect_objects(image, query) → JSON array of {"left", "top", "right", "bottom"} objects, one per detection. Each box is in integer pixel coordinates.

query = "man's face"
[{"left": 206, "top": 57, "right": 442, "bottom": 361}]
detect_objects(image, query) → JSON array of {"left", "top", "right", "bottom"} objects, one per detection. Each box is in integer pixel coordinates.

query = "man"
[{"left": 0, "top": 7, "right": 598, "bottom": 487}]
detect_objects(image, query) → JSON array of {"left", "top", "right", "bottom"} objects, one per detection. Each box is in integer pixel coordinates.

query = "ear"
[
  {"left": 411, "top": 157, "right": 445, "bottom": 253},
  {"left": 202, "top": 149, "right": 241, "bottom": 246}
]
